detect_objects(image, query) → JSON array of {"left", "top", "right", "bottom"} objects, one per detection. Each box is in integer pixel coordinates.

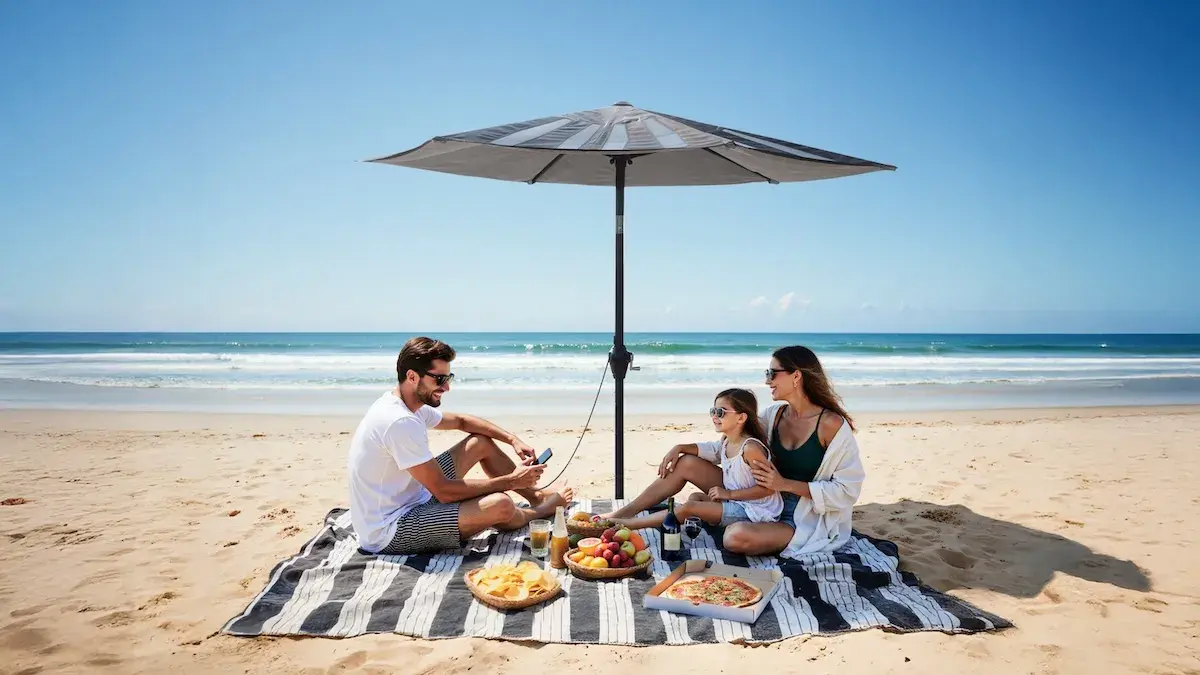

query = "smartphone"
[{"left": 534, "top": 448, "right": 553, "bottom": 465}]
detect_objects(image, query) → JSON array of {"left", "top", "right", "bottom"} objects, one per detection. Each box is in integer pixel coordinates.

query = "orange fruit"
[
  {"left": 628, "top": 531, "right": 647, "bottom": 552},
  {"left": 568, "top": 550, "right": 586, "bottom": 563},
  {"left": 578, "top": 537, "right": 603, "bottom": 556}
]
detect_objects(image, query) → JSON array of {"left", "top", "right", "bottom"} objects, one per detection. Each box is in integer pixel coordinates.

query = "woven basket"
[
  {"left": 464, "top": 567, "right": 562, "bottom": 610},
  {"left": 563, "top": 547, "right": 652, "bottom": 580},
  {"left": 566, "top": 518, "right": 619, "bottom": 538}
]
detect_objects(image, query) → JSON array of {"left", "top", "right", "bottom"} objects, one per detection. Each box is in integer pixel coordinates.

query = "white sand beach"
[{"left": 2, "top": 405, "right": 1199, "bottom": 674}]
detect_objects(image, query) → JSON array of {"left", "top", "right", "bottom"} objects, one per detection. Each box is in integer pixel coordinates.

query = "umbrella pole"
[{"left": 609, "top": 156, "right": 632, "bottom": 500}]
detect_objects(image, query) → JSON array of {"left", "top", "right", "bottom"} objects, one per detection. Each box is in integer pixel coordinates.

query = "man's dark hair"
[{"left": 396, "top": 336, "right": 456, "bottom": 384}]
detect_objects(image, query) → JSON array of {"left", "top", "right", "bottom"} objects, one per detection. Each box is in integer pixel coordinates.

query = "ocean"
[{"left": 2, "top": 332, "right": 1200, "bottom": 416}]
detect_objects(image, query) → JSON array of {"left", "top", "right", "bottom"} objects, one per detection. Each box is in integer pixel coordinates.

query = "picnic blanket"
[{"left": 222, "top": 499, "right": 1011, "bottom": 645}]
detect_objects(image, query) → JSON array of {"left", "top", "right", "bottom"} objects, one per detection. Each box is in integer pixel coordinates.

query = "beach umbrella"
[{"left": 368, "top": 101, "right": 894, "bottom": 498}]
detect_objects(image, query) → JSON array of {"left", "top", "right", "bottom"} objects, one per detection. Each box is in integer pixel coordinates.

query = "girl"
[{"left": 611, "top": 388, "right": 783, "bottom": 531}]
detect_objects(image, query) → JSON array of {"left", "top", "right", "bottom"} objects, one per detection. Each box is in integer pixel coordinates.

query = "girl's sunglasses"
[{"left": 709, "top": 407, "right": 739, "bottom": 419}]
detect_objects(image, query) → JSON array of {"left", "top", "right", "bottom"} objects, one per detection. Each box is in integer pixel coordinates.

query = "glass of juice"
[{"left": 528, "top": 519, "right": 551, "bottom": 558}]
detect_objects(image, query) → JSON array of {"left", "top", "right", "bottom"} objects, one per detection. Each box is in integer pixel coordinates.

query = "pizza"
[{"left": 663, "top": 575, "right": 762, "bottom": 608}]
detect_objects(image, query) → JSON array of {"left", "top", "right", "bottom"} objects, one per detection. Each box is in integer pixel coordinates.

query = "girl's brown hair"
[
  {"left": 771, "top": 346, "right": 856, "bottom": 431},
  {"left": 715, "top": 387, "right": 768, "bottom": 446}
]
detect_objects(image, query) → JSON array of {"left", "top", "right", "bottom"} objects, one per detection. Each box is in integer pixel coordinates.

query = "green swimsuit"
[{"left": 769, "top": 407, "right": 827, "bottom": 482}]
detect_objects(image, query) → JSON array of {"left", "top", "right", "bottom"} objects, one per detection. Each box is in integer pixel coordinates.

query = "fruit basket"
[
  {"left": 464, "top": 562, "right": 562, "bottom": 610},
  {"left": 562, "top": 526, "right": 654, "bottom": 580},
  {"left": 564, "top": 547, "right": 653, "bottom": 579}
]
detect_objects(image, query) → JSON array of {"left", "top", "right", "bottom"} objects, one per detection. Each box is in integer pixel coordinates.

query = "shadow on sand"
[{"left": 854, "top": 499, "right": 1152, "bottom": 598}]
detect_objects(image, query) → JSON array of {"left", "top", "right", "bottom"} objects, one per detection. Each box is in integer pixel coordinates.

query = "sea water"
[{"left": 2, "top": 332, "right": 1200, "bottom": 416}]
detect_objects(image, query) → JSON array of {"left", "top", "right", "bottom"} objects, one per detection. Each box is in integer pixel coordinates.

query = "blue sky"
[{"left": 1, "top": 1, "right": 1197, "bottom": 334}]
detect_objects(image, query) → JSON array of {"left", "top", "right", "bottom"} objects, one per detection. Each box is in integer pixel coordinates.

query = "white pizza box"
[{"left": 642, "top": 559, "right": 784, "bottom": 624}]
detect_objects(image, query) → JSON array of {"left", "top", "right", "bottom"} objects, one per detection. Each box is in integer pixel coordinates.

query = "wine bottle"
[{"left": 660, "top": 497, "right": 682, "bottom": 562}]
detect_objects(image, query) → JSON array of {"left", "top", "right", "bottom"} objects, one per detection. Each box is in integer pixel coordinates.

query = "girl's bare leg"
[{"left": 600, "top": 456, "right": 723, "bottom": 519}]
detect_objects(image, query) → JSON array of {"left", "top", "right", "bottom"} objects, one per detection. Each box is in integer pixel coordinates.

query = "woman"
[
  {"left": 600, "top": 345, "right": 865, "bottom": 559},
  {"left": 734, "top": 345, "right": 865, "bottom": 558}
]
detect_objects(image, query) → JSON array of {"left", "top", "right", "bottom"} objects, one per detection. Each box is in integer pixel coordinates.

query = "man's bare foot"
[
  {"left": 532, "top": 484, "right": 575, "bottom": 507},
  {"left": 528, "top": 484, "right": 575, "bottom": 518}
]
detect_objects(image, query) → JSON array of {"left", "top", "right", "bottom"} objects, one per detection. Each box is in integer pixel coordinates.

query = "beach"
[{"left": 2, "top": 405, "right": 1198, "bottom": 674}]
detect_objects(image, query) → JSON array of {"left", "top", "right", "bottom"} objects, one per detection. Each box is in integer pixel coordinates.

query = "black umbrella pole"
[{"left": 609, "top": 156, "right": 632, "bottom": 500}]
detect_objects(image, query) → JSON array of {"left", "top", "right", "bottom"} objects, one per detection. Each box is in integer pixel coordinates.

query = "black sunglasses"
[
  {"left": 423, "top": 371, "right": 455, "bottom": 386},
  {"left": 765, "top": 368, "right": 791, "bottom": 380}
]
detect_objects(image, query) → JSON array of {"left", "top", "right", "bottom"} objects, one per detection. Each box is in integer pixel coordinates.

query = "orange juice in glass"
[{"left": 528, "top": 519, "right": 550, "bottom": 558}]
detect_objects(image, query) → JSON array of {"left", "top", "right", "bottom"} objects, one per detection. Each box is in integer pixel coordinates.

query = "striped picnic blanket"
[{"left": 222, "top": 499, "right": 1011, "bottom": 644}]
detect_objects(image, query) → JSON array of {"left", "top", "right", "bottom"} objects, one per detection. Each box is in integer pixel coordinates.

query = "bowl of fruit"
[
  {"left": 566, "top": 510, "right": 618, "bottom": 538},
  {"left": 564, "top": 526, "right": 653, "bottom": 579}
]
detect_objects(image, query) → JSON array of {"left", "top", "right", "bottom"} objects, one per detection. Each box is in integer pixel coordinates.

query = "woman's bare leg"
[
  {"left": 722, "top": 522, "right": 796, "bottom": 556},
  {"left": 601, "top": 456, "right": 723, "bottom": 519}
]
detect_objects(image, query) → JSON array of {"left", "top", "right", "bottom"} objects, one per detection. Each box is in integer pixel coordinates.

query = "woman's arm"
[{"left": 806, "top": 417, "right": 864, "bottom": 513}]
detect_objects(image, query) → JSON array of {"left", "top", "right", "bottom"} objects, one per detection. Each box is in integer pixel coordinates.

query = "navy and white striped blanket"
[{"left": 222, "top": 500, "right": 1011, "bottom": 644}]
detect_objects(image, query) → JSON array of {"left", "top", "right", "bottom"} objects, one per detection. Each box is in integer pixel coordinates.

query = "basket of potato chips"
[{"left": 464, "top": 560, "right": 562, "bottom": 610}]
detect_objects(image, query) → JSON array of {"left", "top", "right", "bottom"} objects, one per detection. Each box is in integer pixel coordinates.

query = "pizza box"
[{"left": 642, "top": 559, "right": 783, "bottom": 624}]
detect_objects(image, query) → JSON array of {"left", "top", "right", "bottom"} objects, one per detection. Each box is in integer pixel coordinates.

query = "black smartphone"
[{"left": 534, "top": 448, "right": 553, "bottom": 465}]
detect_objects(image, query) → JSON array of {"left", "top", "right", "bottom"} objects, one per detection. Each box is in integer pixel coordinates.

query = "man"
[{"left": 347, "top": 336, "right": 574, "bottom": 555}]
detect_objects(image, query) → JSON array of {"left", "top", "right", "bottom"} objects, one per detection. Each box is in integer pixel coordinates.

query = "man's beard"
[{"left": 416, "top": 381, "right": 441, "bottom": 407}]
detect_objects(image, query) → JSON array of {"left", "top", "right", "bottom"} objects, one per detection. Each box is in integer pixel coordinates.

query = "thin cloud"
[
  {"left": 749, "top": 296, "right": 769, "bottom": 308},
  {"left": 777, "top": 292, "right": 795, "bottom": 313}
]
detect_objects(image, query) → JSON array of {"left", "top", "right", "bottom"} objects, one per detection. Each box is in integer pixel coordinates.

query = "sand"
[{"left": 2, "top": 405, "right": 1199, "bottom": 674}]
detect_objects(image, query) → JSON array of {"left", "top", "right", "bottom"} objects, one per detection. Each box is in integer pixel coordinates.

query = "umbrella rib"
[
  {"left": 703, "top": 148, "right": 779, "bottom": 185},
  {"left": 527, "top": 153, "right": 564, "bottom": 184}
]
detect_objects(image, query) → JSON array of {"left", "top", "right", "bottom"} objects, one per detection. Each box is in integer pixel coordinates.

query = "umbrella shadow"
[{"left": 853, "top": 499, "right": 1152, "bottom": 597}]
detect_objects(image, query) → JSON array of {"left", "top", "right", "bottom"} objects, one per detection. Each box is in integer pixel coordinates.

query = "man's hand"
[
  {"left": 507, "top": 462, "right": 546, "bottom": 490},
  {"left": 511, "top": 438, "right": 537, "bottom": 465}
]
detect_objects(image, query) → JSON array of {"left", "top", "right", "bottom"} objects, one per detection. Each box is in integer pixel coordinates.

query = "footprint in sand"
[
  {"left": 9, "top": 603, "right": 49, "bottom": 618},
  {"left": 936, "top": 548, "right": 976, "bottom": 569},
  {"left": 137, "top": 592, "right": 178, "bottom": 611},
  {"left": 92, "top": 610, "right": 136, "bottom": 628},
  {"left": 0, "top": 623, "right": 52, "bottom": 653},
  {"left": 1133, "top": 597, "right": 1168, "bottom": 613}
]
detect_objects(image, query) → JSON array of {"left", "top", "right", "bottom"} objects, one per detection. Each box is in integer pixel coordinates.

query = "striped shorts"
[{"left": 379, "top": 450, "right": 463, "bottom": 555}]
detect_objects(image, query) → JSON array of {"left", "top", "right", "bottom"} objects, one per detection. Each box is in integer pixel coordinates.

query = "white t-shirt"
[{"left": 347, "top": 390, "right": 444, "bottom": 553}]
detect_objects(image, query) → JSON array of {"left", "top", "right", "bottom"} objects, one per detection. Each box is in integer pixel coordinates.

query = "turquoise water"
[{"left": 2, "top": 332, "right": 1200, "bottom": 414}]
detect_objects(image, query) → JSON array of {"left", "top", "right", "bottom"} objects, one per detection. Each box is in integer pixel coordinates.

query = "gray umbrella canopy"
[
  {"left": 368, "top": 101, "right": 895, "bottom": 186},
  {"left": 369, "top": 102, "right": 894, "bottom": 499}
]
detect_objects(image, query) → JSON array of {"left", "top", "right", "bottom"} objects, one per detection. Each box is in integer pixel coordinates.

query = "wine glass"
[{"left": 683, "top": 516, "right": 703, "bottom": 541}]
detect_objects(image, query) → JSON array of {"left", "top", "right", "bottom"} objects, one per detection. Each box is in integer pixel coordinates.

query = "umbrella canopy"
[
  {"left": 369, "top": 101, "right": 895, "bottom": 186},
  {"left": 369, "top": 102, "right": 894, "bottom": 499}
]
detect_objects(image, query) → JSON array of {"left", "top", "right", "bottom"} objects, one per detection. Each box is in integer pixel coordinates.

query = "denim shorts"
[
  {"left": 779, "top": 493, "right": 801, "bottom": 524},
  {"left": 720, "top": 500, "right": 752, "bottom": 526}
]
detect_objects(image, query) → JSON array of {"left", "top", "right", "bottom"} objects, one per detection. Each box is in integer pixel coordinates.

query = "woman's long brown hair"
[
  {"left": 715, "top": 388, "right": 768, "bottom": 446},
  {"left": 772, "top": 346, "right": 856, "bottom": 431}
]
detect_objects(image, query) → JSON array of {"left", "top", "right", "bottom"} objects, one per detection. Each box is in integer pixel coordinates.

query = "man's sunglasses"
[{"left": 423, "top": 371, "right": 455, "bottom": 386}]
